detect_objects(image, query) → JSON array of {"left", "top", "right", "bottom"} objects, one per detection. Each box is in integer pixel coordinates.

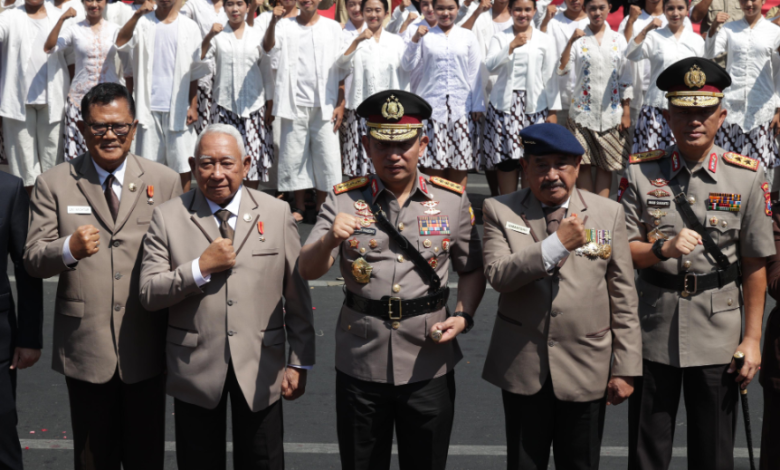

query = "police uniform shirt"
[
  {"left": 620, "top": 146, "right": 775, "bottom": 368},
  {"left": 306, "top": 173, "right": 483, "bottom": 384}
]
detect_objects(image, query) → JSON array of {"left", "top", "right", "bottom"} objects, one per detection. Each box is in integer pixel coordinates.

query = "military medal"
[
  {"left": 418, "top": 216, "right": 450, "bottom": 236},
  {"left": 762, "top": 182, "right": 772, "bottom": 217},
  {"left": 647, "top": 189, "right": 670, "bottom": 198},
  {"left": 369, "top": 239, "right": 378, "bottom": 249},
  {"left": 708, "top": 193, "right": 741, "bottom": 212},
  {"left": 354, "top": 200, "right": 368, "bottom": 211},
  {"left": 351, "top": 258, "right": 373, "bottom": 284},
  {"left": 649, "top": 178, "right": 669, "bottom": 187},
  {"left": 258, "top": 221, "right": 265, "bottom": 242},
  {"left": 710, "top": 216, "right": 718, "bottom": 226},
  {"left": 423, "top": 239, "right": 432, "bottom": 248},
  {"left": 421, "top": 201, "right": 441, "bottom": 215},
  {"left": 146, "top": 185, "right": 154, "bottom": 205},
  {"left": 649, "top": 209, "right": 667, "bottom": 219},
  {"left": 428, "top": 257, "right": 438, "bottom": 269},
  {"left": 617, "top": 178, "right": 628, "bottom": 203},
  {"left": 575, "top": 229, "right": 611, "bottom": 260},
  {"left": 348, "top": 238, "right": 359, "bottom": 249},
  {"left": 647, "top": 228, "right": 668, "bottom": 243},
  {"left": 359, "top": 217, "right": 376, "bottom": 227},
  {"left": 356, "top": 208, "right": 374, "bottom": 217},
  {"left": 442, "top": 238, "right": 450, "bottom": 251}
]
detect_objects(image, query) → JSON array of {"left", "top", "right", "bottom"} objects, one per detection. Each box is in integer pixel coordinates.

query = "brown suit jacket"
[
  {"left": 481, "top": 188, "right": 642, "bottom": 402},
  {"left": 138, "top": 187, "right": 315, "bottom": 412},
  {"left": 23, "top": 153, "right": 183, "bottom": 384}
]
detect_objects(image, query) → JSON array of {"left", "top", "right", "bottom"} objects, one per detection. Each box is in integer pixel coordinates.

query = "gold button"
[
  {"left": 727, "top": 298, "right": 733, "bottom": 306},
  {"left": 392, "top": 321, "right": 400, "bottom": 330},
  {"left": 688, "top": 196, "right": 696, "bottom": 205},
  {"left": 683, "top": 260, "right": 691, "bottom": 269},
  {"left": 347, "top": 325, "right": 351, "bottom": 330},
  {"left": 654, "top": 219, "right": 660, "bottom": 226},
  {"left": 423, "top": 239, "right": 432, "bottom": 248},
  {"left": 721, "top": 220, "right": 728, "bottom": 228},
  {"left": 392, "top": 284, "right": 401, "bottom": 293},
  {"left": 397, "top": 255, "right": 405, "bottom": 263},
  {"left": 434, "top": 247, "right": 439, "bottom": 253},
  {"left": 359, "top": 247, "right": 366, "bottom": 254},
  {"left": 398, "top": 223, "right": 404, "bottom": 231}
]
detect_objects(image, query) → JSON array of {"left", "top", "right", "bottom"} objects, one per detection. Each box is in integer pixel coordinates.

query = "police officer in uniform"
[
  {"left": 299, "top": 90, "right": 487, "bottom": 470},
  {"left": 620, "top": 57, "right": 775, "bottom": 469}
]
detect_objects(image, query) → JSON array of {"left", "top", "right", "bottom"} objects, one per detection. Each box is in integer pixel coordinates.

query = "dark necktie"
[
  {"left": 104, "top": 174, "right": 120, "bottom": 222},
  {"left": 543, "top": 206, "right": 567, "bottom": 235},
  {"left": 216, "top": 209, "right": 234, "bottom": 241}
]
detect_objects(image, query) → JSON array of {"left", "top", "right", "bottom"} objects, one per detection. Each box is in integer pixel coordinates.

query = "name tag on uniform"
[
  {"left": 506, "top": 222, "right": 530, "bottom": 235},
  {"left": 647, "top": 199, "right": 671, "bottom": 209},
  {"left": 67, "top": 206, "right": 92, "bottom": 215}
]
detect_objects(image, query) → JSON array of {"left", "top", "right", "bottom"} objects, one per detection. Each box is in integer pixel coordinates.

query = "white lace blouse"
[
  {"left": 401, "top": 25, "right": 485, "bottom": 123},
  {"left": 337, "top": 29, "right": 410, "bottom": 110},
  {"left": 706, "top": 17, "right": 780, "bottom": 131},
  {"left": 55, "top": 19, "right": 121, "bottom": 108},
  {"left": 558, "top": 26, "right": 633, "bottom": 132}
]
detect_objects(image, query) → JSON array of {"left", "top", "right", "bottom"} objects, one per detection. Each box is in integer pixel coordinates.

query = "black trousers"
[
  {"left": 502, "top": 376, "right": 606, "bottom": 470},
  {"left": 628, "top": 360, "right": 738, "bottom": 470},
  {"left": 65, "top": 370, "right": 166, "bottom": 470},
  {"left": 0, "top": 359, "right": 22, "bottom": 470},
  {"left": 336, "top": 369, "right": 456, "bottom": 470},
  {"left": 174, "top": 362, "right": 285, "bottom": 470},
  {"left": 760, "top": 388, "right": 780, "bottom": 470}
]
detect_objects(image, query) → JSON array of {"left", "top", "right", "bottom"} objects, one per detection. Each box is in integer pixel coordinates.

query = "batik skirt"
[
  {"left": 423, "top": 96, "right": 479, "bottom": 171},
  {"left": 340, "top": 108, "right": 374, "bottom": 177},
  {"left": 567, "top": 119, "right": 631, "bottom": 172},
  {"left": 482, "top": 90, "right": 548, "bottom": 171},
  {"left": 196, "top": 73, "right": 214, "bottom": 135},
  {"left": 715, "top": 122, "right": 779, "bottom": 170},
  {"left": 212, "top": 104, "right": 274, "bottom": 182},
  {"left": 64, "top": 98, "right": 88, "bottom": 161},
  {"left": 632, "top": 105, "right": 676, "bottom": 154}
]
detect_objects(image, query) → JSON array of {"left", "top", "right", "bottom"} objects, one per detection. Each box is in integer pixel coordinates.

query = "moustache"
[{"left": 541, "top": 181, "right": 567, "bottom": 190}]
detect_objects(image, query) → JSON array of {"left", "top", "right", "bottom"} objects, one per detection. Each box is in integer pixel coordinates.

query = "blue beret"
[{"left": 519, "top": 123, "right": 585, "bottom": 157}]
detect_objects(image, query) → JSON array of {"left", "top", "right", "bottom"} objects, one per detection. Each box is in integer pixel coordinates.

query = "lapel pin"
[
  {"left": 129, "top": 183, "right": 137, "bottom": 192},
  {"left": 243, "top": 213, "right": 252, "bottom": 222},
  {"left": 258, "top": 221, "right": 265, "bottom": 242},
  {"left": 146, "top": 185, "right": 154, "bottom": 205}
]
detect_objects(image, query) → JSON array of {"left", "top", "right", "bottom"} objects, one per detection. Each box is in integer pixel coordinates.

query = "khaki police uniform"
[{"left": 621, "top": 146, "right": 775, "bottom": 469}]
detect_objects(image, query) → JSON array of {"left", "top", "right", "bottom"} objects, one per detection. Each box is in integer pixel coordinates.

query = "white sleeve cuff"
[
  {"left": 62, "top": 235, "right": 78, "bottom": 266},
  {"left": 541, "top": 232, "right": 570, "bottom": 272},
  {"left": 192, "top": 257, "right": 211, "bottom": 286},
  {"left": 288, "top": 364, "right": 313, "bottom": 370}
]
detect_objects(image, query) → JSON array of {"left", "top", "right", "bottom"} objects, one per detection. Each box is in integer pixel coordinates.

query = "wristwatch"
[
  {"left": 453, "top": 311, "right": 474, "bottom": 334},
  {"left": 652, "top": 239, "right": 670, "bottom": 261}
]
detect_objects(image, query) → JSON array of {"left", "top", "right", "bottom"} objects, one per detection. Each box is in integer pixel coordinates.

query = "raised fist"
[
  {"left": 569, "top": 28, "right": 585, "bottom": 43},
  {"left": 69, "top": 225, "right": 100, "bottom": 261},
  {"left": 199, "top": 237, "right": 236, "bottom": 276},
  {"left": 557, "top": 214, "right": 587, "bottom": 251},
  {"left": 137, "top": 0, "right": 154, "bottom": 15},
  {"left": 413, "top": 24, "right": 429, "bottom": 42},
  {"left": 209, "top": 23, "right": 224, "bottom": 36},
  {"left": 328, "top": 213, "right": 361, "bottom": 248},
  {"left": 545, "top": 4, "right": 557, "bottom": 22},
  {"left": 272, "top": 4, "right": 284, "bottom": 19},
  {"left": 628, "top": 4, "right": 641, "bottom": 20},
  {"left": 713, "top": 12, "right": 730, "bottom": 26},
  {"left": 62, "top": 7, "right": 78, "bottom": 19},
  {"left": 645, "top": 17, "right": 663, "bottom": 32}
]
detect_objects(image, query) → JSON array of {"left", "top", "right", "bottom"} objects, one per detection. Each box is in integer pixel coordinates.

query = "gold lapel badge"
[
  {"left": 129, "top": 183, "right": 137, "bottom": 192},
  {"left": 352, "top": 258, "right": 373, "bottom": 284}
]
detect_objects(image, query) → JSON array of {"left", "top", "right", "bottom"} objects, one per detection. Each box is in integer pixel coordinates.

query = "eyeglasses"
[{"left": 87, "top": 123, "right": 133, "bottom": 137}]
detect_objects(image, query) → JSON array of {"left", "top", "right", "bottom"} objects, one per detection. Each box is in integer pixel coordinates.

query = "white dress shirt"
[
  {"left": 340, "top": 20, "right": 367, "bottom": 107},
  {"left": 337, "top": 28, "right": 411, "bottom": 110},
  {"left": 485, "top": 25, "right": 561, "bottom": 114},
  {"left": 541, "top": 197, "right": 570, "bottom": 272},
  {"left": 116, "top": 12, "right": 210, "bottom": 131},
  {"left": 706, "top": 17, "right": 780, "bottom": 131},
  {"left": 62, "top": 157, "right": 127, "bottom": 265},
  {"left": 402, "top": 25, "right": 485, "bottom": 123},
  {"left": 386, "top": 3, "right": 416, "bottom": 34},
  {"left": 617, "top": 11, "right": 693, "bottom": 110},
  {"left": 0, "top": 4, "right": 69, "bottom": 123},
  {"left": 626, "top": 25, "right": 704, "bottom": 110},
  {"left": 205, "top": 23, "right": 271, "bottom": 118},
  {"left": 268, "top": 16, "right": 346, "bottom": 120},
  {"left": 547, "top": 11, "right": 590, "bottom": 111},
  {"left": 103, "top": 1, "right": 135, "bottom": 26},
  {"left": 401, "top": 16, "right": 434, "bottom": 93},
  {"left": 558, "top": 26, "right": 634, "bottom": 132},
  {"left": 54, "top": 19, "right": 122, "bottom": 108},
  {"left": 180, "top": 0, "right": 228, "bottom": 38}
]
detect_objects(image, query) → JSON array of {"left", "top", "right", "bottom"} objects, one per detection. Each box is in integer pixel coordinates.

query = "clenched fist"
[
  {"left": 661, "top": 228, "right": 702, "bottom": 259},
  {"left": 544, "top": 4, "right": 557, "bottom": 22},
  {"left": 69, "top": 225, "right": 100, "bottom": 261},
  {"left": 356, "top": 27, "right": 373, "bottom": 43},
  {"left": 557, "top": 214, "right": 587, "bottom": 251},
  {"left": 400, "top": 0, "right": 412, "bottom": 11},
  {"left": 477, "top": 0, "right": 491, "bottom": 13},
  {"left": 510, "top": 32, "right": 529, "bottom": 50},
  {"left": 62, "top": 7, "right": 78, "bottom": 20},
  {"left": 644, "top": 17, "right": 662, "bottom": 32},
  {"left": 326, "top": 213, "right": 362, "bottom": 248},
  {"left": 713, "top": 12, "right": 729, "bottom": 27},
  {"left": 569, "top": 28, "right": 585, "bottom": 44},
  {"left": 272, "top": 4, "right": 285, "bottom": 19},
  {"left": 628, "top": 4, "right": 642, "bottom": 20},
  {"left": 136, "top": 0, "right": 154, "bottom": 15},
  {"left": 199, "top": 237, "right": 236, "bottom": 276},
  {"left": 412, "top": 24, "right": 429, "bottom": 42},
  {"left": 208, "top": 23, "right": 224, "bottom": 37}
]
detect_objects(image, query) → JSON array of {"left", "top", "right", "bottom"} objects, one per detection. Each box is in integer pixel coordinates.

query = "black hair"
[
  {"left": 431, "top": 0, "right": 460, "bottom": 8},
  {"left": 662, "top": 0, "right": 689, "bottom": 9},
  {"left": 80, "top": 83, "right": 136, "bottom": 122},
  {"left": 509, "top": 0, "right": 537, "bottom": 9},
  {"left": 583, "top": 0, "right": 610, "bottom": 7},
  {"left": 361, "top": 0, "right": 387, "bottom": 11}
]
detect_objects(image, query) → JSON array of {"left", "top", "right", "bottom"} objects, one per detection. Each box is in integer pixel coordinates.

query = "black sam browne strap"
[
  {"left": 361, "top": 185, "right": 442, "bottom": 293},
  {"left": 660, "top": 157, "right": 733, "bottom": 270}
]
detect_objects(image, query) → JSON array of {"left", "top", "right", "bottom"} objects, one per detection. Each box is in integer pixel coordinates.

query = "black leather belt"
[
  {"left": 344, "top": 288, "right": 450, "bottom": 321},
  {"left": 639, "top": 263, "right": 740, "bottom": 296}
]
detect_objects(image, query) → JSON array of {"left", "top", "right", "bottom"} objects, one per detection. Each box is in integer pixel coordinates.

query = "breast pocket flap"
[
  {"left": 262, "top": 327, "right": 286, "bottom": 346},
  {"left": 167, "top": 326, "right": 199, "bottom": 348},
  {"left": 253, "top": 249, "right": 280, "bottom": 256},
  {"left": 711, "top": 287, "right": 742, "bottom": 314}
]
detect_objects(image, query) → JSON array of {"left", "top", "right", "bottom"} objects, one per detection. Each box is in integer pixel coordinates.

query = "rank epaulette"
[
  {"left": 430, "top": 176, "right": 464, "bottom": 195},
  {"left": 723, "top": 152, "right": 759, "bottom": 172},
  {"left": 334, "top": 176, "right": 369, "bottom": 194},
  {"left": 629, "top": 149, "right": 665, "bottom": 164}
]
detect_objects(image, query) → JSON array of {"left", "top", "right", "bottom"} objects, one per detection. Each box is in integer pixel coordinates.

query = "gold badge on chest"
[
  {"left": 575, "top": 229, "right": 612, "bottom": 260},
  {"left": 352, "top": 258, "right": 373, "bottom": 284}
]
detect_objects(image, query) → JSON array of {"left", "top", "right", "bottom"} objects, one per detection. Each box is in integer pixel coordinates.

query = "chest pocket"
[
  {"left": 704, "top": 211, "right": 741, "bottom": 245},
  {"left": 417, "top": 237, "right": 450, "bottom": 266}
]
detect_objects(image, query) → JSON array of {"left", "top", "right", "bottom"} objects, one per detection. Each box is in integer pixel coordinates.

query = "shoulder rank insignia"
[
  {"left": 430, "top": 176, "right": 464, "bottom": 194},
  {"left": 334, "top": 176, "right": 369, "bottom": 194},
  {"left": 629, "top": 149, "right": 665, "bottom": 164},
  {"left": 723, "top": 152, "right": 759, "bottom": 172}
]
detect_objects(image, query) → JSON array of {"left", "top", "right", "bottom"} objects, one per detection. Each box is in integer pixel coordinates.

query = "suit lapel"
[
  {"left": 189, "top": 189, "right": 221, "bottom": 243},
  {"left": 76, "top": 154, "right": 115, "bottom": 233},
  {"left": 113, "top": 155, "right": 145, "bottom": 234},
  {"left": 233, "top": 187, "right": 258, "bottom": 256},
  {"left": 520, "top": 189, "right": 548, "bottom": 243}
]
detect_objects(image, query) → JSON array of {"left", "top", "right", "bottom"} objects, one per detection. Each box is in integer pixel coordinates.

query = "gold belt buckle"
[
  {"left": 682, "top": 273, "right": 697, "bottom": 298},
  {"left": 388, "top": 297, "right": 402, "bottom": 321}
]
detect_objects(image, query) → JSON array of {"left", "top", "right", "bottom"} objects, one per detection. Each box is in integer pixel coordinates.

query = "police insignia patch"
[
  {"left": 723, "top": 152, "right": 759, "bottom": 171},
  {"left": 430, "top": 177, "right": 464, "bottom": 194},
  {"left": 629, "top": 149, "right": 664, "bottom": 164},
  {"left": 649, "top": 178, "right": 669, "bottom": 187},
  {"left": 418, "top": 216, "right": 451, "bottom": 236},
  {"left": 334, "top": 177, "right": 369, "bottom": 194}
]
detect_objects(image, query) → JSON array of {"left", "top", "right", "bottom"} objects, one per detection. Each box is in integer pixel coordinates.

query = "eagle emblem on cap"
[
  {"left": 381, "top": 95, "right": 405, "bottom": 121},
  {"left": 684, "top": 65, "right": 706, "bottom": 89}
]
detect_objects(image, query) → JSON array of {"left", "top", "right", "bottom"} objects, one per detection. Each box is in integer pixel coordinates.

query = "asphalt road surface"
[{"left": 8, "top": 173, "right": 770, "bottom": 469}]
